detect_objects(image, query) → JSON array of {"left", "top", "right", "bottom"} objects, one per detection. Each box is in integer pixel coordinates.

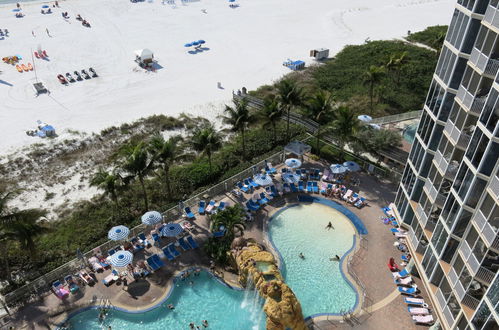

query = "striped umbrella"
[
  {"left": 343, "top": 161, "right": 361, "bottom": 172},
  {"left": 161, "top": 223, "right": 184, "bottom": 237},
  {"left": 253, "top": 174, "right": 273, "bottom": 186},
  {"left": 285, "top": 158, "right": 302, "bottom": 169},
  {"left": 141, "top": 211, "right": 162, "bottom": 226},
  {"left": 108, "top": 225, "right": 130, "bottom": 241},
  {"left": 110, "top": 251, "right": 133, "bottom": 268},
  {"left": 330, "top": 164, "right": 348, "bottom": 174},
  {"left": 357, "top": 115, "right": 372, "bottom": 122}
]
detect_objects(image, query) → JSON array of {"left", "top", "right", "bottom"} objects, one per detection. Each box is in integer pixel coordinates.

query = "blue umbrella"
[
  {"left": 285, "top": 158, "right": 302, "bottom": 169},
  {"left": 253, "top": 174, "right": 273, "bottom": 186},
  {"left": 343, "top": 161, "right": 361, "bottom": 172},
  {"left": 161, "top": 223, "right": 184, "bottom": 237},
  {"left": 42, "top": 5, "right": 49, "bottom": 8},
  {"left": 192, "top": 41, "right": 200, "bottom": 46},
  {"left": 357, "top": 115, "right": 372, "bottom": 123},
  {"left": 141, "top": 211, "right": 162, "bottom": 226},
  {"left": 110, "top": 251, "right": 133, "bottom": 268},
  {"left": 198, "top": 40, "right": 205, "bottom": 44},
  {"left": 229, "top": 0, "right": 235, "bottom": 2},
  {"left": 184, "top": 43, "right": 192, "bottom": 47},
  {"left": 12, "top": 8, "right": 21, "bottom": 12},
  {"left": 330, "top": 164, "right": 348, "bottom": 174},
  {"left": 108, "top": 225, "right": 130, "bottom": 241}
]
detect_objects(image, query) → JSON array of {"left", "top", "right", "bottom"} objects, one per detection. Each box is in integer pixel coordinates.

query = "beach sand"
[{"left": 0, "top": 0, "right": 454, "bottom": 155}]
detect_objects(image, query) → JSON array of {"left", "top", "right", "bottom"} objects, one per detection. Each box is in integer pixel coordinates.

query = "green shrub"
[{"left": 406, "top": 25, "right": 448, "bottom": 49}]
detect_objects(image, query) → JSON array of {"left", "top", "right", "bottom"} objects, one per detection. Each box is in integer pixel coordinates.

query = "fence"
[{"left": 370, "top": 110, "right": 422, "bottom": 125}]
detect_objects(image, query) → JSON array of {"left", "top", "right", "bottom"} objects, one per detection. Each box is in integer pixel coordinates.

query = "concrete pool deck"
[{"left": 7, "top": 159, "right": 433, "bottom": 329}]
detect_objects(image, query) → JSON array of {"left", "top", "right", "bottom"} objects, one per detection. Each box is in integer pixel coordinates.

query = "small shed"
[
  {"left": 134, "top": 49, "right": 154, "bottom": 67},
  {"left": 310, "top": 48, "right": 329, "bottom": 60}
]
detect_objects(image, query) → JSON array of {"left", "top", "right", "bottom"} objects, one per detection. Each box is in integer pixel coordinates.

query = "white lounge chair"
[
  {"left": 408, "top": 307, "right": 430, "bottom": 315},
  {"left": 404, "top": 297, "right": 426, "bottom": 306},
  {"left": 395, "top": 276, "right": 413, "bottom": 286},
  {"left": 412, "top": 315, "right": 434, "bottom": 325},
  {"left": 342, "top": 189, "right": 353, "bottom": 201}
]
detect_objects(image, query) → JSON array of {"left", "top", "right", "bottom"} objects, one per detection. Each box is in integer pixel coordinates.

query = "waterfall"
[{"left": 240, "top": 276, "right": 265, "bottom": 330}]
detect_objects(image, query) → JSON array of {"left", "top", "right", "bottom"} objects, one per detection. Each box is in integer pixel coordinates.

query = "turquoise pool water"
[
  {"left": 65, "top": 271, "right": 265, "bottom": 330},
  {"left": 403, "top": 123, "right": 418, "bottom": 144},
  {"left": 269, "top": 203, "right": 357, "bottom": 317}
]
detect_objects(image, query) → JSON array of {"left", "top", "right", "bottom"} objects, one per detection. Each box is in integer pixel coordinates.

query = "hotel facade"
[{"left": 392, "top": 0, "right": 499, "bottom": 329}]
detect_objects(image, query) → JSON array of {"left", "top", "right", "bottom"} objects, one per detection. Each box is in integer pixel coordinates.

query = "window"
[
  {"left": 472, "top": 302, "right": 491, "bottom": 329},
  {"left": 478, "top": 142, "right": 499, "bottom": 176},
  {"left": 438, "top": 93, "right": 455, "bottom": 121},
  {"left": 465, "top": 177, "right": 487, "bottom": 208},
  {"left": 449, "top": 58, "right": 467, "bottom": 89},
  {"left": 461, "top": 19, "right": 480, "bottom": 54},
  {"left": 441, "top": 237, "right": 459, "bottom": 263},
  {"left": 479, "top": 89, "right": 498, "bottom": 134},
  {"left": 479, "top": 193, "right": 495, "bottom": 219},
  {"left": 446, "top": 10, "right": 470, "bottom": 51},
  {"left": 452, "top": 209, "right": 471, "bottom": 237},
  {"left": 457, "top": 0, "right": 475, "bottom": 11}
]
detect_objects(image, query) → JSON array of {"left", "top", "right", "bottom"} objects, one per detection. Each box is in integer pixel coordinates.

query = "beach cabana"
[{"left": 134, "top": 48, "right": 154, "bottom": 68}]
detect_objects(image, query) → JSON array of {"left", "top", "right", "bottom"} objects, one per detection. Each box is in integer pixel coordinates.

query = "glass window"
[
  {"left": 453, "top": 209, "right": 472, "bottom": 237},
  {"left": 472, "top": 301, "right": 491, "bottom": 329},
  {"left": 449, "top": 58, "right": 467, "bottom": 89},
  {"left": 480, "top": 193, "right": 495, "bottom": 218},
  {"left": 479, "top": 88, "right": 498, "bottom": 134},
  {"left": 465, "top": 177, "right": 487, "bottom": 208},
  {"left": 458, "top": 168, "right": 473, "bottom": 200},
  {"left": 478, "top": 142, "right": 498, "bottom": 176},
  {"left": 462, "top": 19, "right": 480, "bottom": 54},
  {"left": 442, "top": 237, "right": 459, "bottom": 263}
]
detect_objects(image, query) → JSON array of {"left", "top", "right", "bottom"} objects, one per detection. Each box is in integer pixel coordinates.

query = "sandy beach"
[{"left": 0, "top": 0, "right": 454, "bottom": 155}]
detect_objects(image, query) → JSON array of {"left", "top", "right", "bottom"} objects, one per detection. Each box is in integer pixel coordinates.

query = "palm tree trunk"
[
  {"left": 164, "top": 166, "right": 172, "bottom": 200},
  {"left": 208, "top": 154, "right": 212, "bottom": 173},
  {"left": 139, "top": 175, "right": 149, "bottom": 210},
  {"left": 316, "top": 126, "right": 321, "bottom": 156},
  {"left": 27, "top": 238, "right": 37, "bottom": 261},
  {"left": 286, "top": 107, "right": 291, "bottom": 143},
  {"left": 369, "top": 83, "right": 374, "bottom": 114},
  {"left": 241, "top": 128, "right": 246, "bottom": 160},
  {"left": 272, "top": 122, "right": 277, "bottom": 146}
]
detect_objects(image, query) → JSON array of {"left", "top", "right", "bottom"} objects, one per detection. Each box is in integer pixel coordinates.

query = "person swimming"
[
  {"left": 299, "top": 253, "right": 305, "bottom": 259},
  {"left": 202, "top": 320, "right": 209, "bottom": 327},
  {"left": 330, "top": 254, "right": 340, "bottom": 261}
]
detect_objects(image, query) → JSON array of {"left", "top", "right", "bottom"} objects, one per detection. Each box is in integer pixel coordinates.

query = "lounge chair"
[
  {"left": 408, "top": 307, "right": 430, "bottom": 315},
  {"left": 198, "top": 200, "right": 206, "bottom": 214},
  {"left": 146, "top": 256, "right": 161, "bottom": 271},
  {"left": 281, "top": 168, "right": 288, "bottom": 173},
  {"left": 138, "top": 233, "right": 151, "bottom": 248},
  {"left": 248, "top": 178, "right": 260, "bottom": 188},
  {"left": 306, "top": 181, "right": 313, "bottom": 193},
  {"left": 312, "top": 181, "right": 319, "bottom": 193},
  {"left": 401, "top": 254, "right": 410, "bottom": 262},
  {"left": 395, "top": 276, "right": 413, "bottom": 286},
  {"left": 64, "top": 275, "right": 79, "bottom": 293},
  {"left": 412, "top": 315, "right": 434, "bottom": 325},
  {"left": 322, "top": 169, "right": 330, "bottom": 181},
  {"left": 152, "top": 233, "right": 161, "bottom": 245},
  {"left": 168, "top": 244, "right": 181, "bottom": 257},
  {"left": 392, "top": 269, "right": 410, "bottom": 278},
  {"left": 310, "top": 169, "right": 320, "bottom": 180},
  {"left": 354, "top": 197, "right": 367, "bottom": 208},
  {"left": 162, "top": 247, "right": 175, "bottom": 261},
  {"left": 270, "top": 185, "right": 280, "bottom": 197},
  {"left": 151, "top": 254, "right": 165, "bottom": 268},
  {"left": 349, "top": 193, "right": 359, "bottom": 204},
  {"left": 245, "top": 201, "right": 259, "bottom": 211},
  {"left": 79, "top": 270, "right": 94, "bottom": 284},
  {"left": 395, "top": 232, "right": 408, "bottom": 238},
  {"left": 237, "top": 181, "right": 249, "bottom": 193},
  {"left": 178, "top": 237, "right": 192, "bottom": 251},
  {"left": 266, "top": 163, "right": 277, "bottom": 174},
  {"left": 391, "top": 228, "right": 407, "bottom": 234},
  {"left": 404, "top": 297, "right": 428, "bottom": 307},
  {"left": 88, "top": 257, "right": 106, "bottom": 272},
  {"left": 184, "top": 207, "right": 195, "bottom": 219},
  {"left": 52, "top": 280, "right": 70, "bottom": 299},
  {"left": 342, "top": 189, "right": 353, "bottom": 201},
  {"left": 102, "top": 270, "right": 119, "bottom": 286},
  {"left": 289, "top": 183, "right": 297, "bottom": 192},
  {"left": 107, "top": 249, "right": 116, "bottom": 256},
  {"left": 206, "top": 200, "right": 216, "bottom": 213},
  {"left": 212, "top": 229, "right": 226, "bottom": 237},
  {"left": 282, "top": 183, "right": 291, "bottom": 193},
  {"left": 186, "top": 235, "right": 199, "bottom": 248},
  {"left": 259, "top": 192, "right": 269, "bottom": 204},
  {"left": 218, "top": 201, "right": 227, "bottom": 211},
  {"left": 398, "top": 286, "right": 419, "bottom": 295},
  {"left": 320, "top": 182, "right": 328, "bottom": 195}
]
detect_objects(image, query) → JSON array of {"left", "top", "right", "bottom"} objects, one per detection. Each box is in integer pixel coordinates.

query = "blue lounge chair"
[
  {"left": 245, "top": 201, "right": 259, "bottom": 211},
  {"left": 306, "top": 181, "right": 313, "bottom": 193},
  {"left": 138, "top": 233, "right": 151, "bottom": 248},
  {"left": 237, "top": 181, "right": 249, "bottom": 193},
  {"left": 146, "top": 257, "right": 160, "bottom": 271},
  {"left": 152, "top": 233, "right": 161, "bottom": 244},
  {"left": 391, "top": 228, "right": 406, "bottom": 233},
  {"left": 281, "top": 168, "right": 288, "bottom": 173},
  {"left": 393, "top": 269, "right": 410, "bottom": 278},
  {"left": 283, "top": 183, "right": 291, "bottom": 193},
  {"left": 399, "top": 287, "right": 418, "bottom": 295},
  {"left": 295, "top": 169, "right": 301, "bottom": 176},
  {"left": 162, "top": 247, "right": 175, "bottom": 261},
  {"left": 178, "top": 237, "right": 192, "bottom": 251},
  {"left": 218, "top": 201, "right": 226, "bottom": 211},
  {"left": 266, "top": 165, "right": 277, "bottom": 174},
  {"left": 213, "top": 230, "right": 226, "bottom": 238},
  {"left": 259, "top": 192, "right": 269, "bottom": 204},
  {"left": 355, "top": 197, "right": 367, "bottom": 208},
  {"left": 168, "top": 244, "right": 181, "bottom": 257},
  {"left": 248, "top": 178, "right": 260, "bottom": 188},
  {"left": 290, "top": 183, "right": 298, "bottom": 192},
  {"left": 198, "top": 200, "right": 206, "bottom": 214},
  {"left": 270, "top": 185, "right": 279, "bottom": 197},
  {"left": 107, "top": 249, "right": 116, "bottom": 256},
  {"left": 298, "top": 181, "right": 305, "bottom": 192},
  {"left": 401, "top": 255, "right": 410, "bottom": 262},
  {"left": 312, "top": 181, "right": 319, "bottom": 193},
  {"left": 184, "top": 207, "right": 195, "bottom": 219},
  {"left": 312, "top": 169, "right": 320, "bottom": 180},
  {"left": 64, "top": 275, "right": 80, "bottom": 293},
  {"left": 186, "top": 235, "right": 199, "bottom": 248},
  {"left": 152, "top": 254, "right": 165, "bottom": 268},
  {"left": 206, "top": 200, "right": 216, "bottom": 213},
  {"left": 404, "top": 297, "right": 427, "bottom": 306}
]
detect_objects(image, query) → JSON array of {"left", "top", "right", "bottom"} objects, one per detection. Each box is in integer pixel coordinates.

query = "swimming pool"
[
  {"left": 403, "top": 123, "right": 418, "bottom": 144},
  {"left": 268, "top": 201, "right": 359, "bottom": 318},
  {"left": 64, "top": 271, "right": 266, "bottom": 329}
]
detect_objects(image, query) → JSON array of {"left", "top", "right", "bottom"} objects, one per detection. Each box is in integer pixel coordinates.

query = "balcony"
[
  {"left": 483, "top": 4, "right": 499, "bottom": 29},
  {"left": 461, "top": 293, "right": 480, "bottom": 310},
  {"left": 435, "top": 193, "right": 447, "bottom": 207},
  {"left": 492, "top": 235, "right": 499, "bottom": 252},
  {"left": 489, "top": 175, "right": 499, "bottom": 200},
  {"left": 470, "top": 95, "right": 487, "bottom": 114},
  {"left": 475, "top": 266, "right": 496, "bottom": 285},
  {"left": 470, "top": 47, "right": 499, "bottom": 78}
]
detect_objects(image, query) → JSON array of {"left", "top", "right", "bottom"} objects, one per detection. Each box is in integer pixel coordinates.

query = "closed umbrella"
[
  {"left": 343, "top": 161, "right": 361, "bottom": 172},
  {"left": 161, "top": 223, "right": 184, "bottom": 237},
  {"left": 110, "top": 251, "right": 133, "bottom": 268},
  {"left": 330, "top": 164, "right": 348, "bottom": 174},
  {"left": 253, "top": 174, "right": 273, "bottom": 186},
  {"left": 357, "top": 115, "right": 372, "bottom": 122},
  {"left": 108, "top": 225, "right": 130, "bottom": 241},
  {"left": 141, "top": 211, "right": 162, "bottom": 226},
  {"left": 285, "top": 158, "right": 302, "bottom": 169}
]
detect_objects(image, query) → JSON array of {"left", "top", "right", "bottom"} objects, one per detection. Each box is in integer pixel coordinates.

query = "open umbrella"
[
  {"left": 198, "top": 40, "right": 205, "bottom": 44},
  {"left": 110, "top": 250, "right": 133, "bottom": 268},
  {"left": 192, "top": 41, "right": 200, "bottom": 46},
  {"left": 343, "top": 161, "right": 361, "bottom": 172},
  {"left": 161, "top": 223, "right": 184, "bottom": 237},
  {"left": 42, "top": 5, "right": 49, "bottom": 8},
  {"left": 330, "top": 164, "right": 348, "bottom": 174},
  {"left": 253, "top": 174, "right": 273, "bottom": 186},
  {"left": 184, "top": 43, "right": 193, "bottom": 48},
  {"left": 108, "top": 225, "right": 130, "bottom": 241},
  {"left": 357, "top": 115, "right": 372, "bottom": 122},
  {"left": 369, "top": 123, "right": 381, "bottom": 130},
  {"left": 141, "top": 211, "right": 162, "bottom": 226},
  {"left": 285, "top": 158, "right": 302, "bottom": 169}
]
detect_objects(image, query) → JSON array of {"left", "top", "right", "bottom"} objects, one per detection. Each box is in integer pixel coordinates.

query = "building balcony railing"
[
  {"left": 470, "top": 47, "right": 499, "bottom": 78},
  {"left": 475, "top": 266, "right": 496, "bottom": 285},
  {"left": 435, "top": 192, "right": 447, "bottom": 207},
  {"left": 484, "top": 4, "right": 499, "bottom": 29},
  {"left": 470, "top": 95, "right": 487, "bottom": 114},
  {"left": 492, "top": 235, "right": 499, "bottom": 252},
  {"left": 445, "top": 119, "right": 471, "bottom": 149},
  {"left": 461, "top": 293, "right": 480, "bottom": 310},
  {"left": 489, "top": 175, "right": 499, "bottom": 200}
]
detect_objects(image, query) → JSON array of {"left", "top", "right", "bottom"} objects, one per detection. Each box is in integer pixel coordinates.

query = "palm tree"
[
  {"left": 257, "top": 96, "right": 283, "bottom": 146},
  {"left": 330, "top": 106, "right": 361, "bottom": 156},
  {"left": 276, "top": 79, "right": 304, "bottom": 142},
  {"left": 121, "top": 142, "right": 154, "bottom": 211},
  {"left": 363, "top": 65, "right": 385, "bottom": 114},
  {"left": 149, "top": 134, "right": 188, "bottom": 200},
  {"left": 394, "top": 51, "right": 409, "bottom": 84},
  {"left": 432, "top": 32, "right": 446, "bottom": 58},
  {"left": 304, "top": 91, "right": 336, "bottom": 154},
  {"left": 211, "top": 205, "right": 246, "bottom": 239},
  {"left": 1, "top": 208, "right": 49, "bottom": 260},
  {"left": 90, "top": 169, "right": 121, "bottom": 206},
  {"left": 221, "top": 98, "right": 252, "bottom": 159},
  {"left": 191, "top": 123, "right": 223, "bottom": 173}
]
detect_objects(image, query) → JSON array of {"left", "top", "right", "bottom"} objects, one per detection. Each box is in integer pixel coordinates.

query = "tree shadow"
[{"left": 127, "top": 280, "right": 151, "bottom": 297}]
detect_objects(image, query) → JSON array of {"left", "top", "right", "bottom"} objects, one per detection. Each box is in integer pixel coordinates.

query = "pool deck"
[{"left": 7, "top": 159, "right": 433, "bottom": 330}]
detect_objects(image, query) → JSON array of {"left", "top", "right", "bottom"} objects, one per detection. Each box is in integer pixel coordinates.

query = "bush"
[{"left": 406, "top": 25, "right": 448, "bottom": 50}]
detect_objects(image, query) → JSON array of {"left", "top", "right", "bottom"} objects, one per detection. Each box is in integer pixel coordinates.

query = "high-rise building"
[{"left": 392, "top": 0, "right": 499, "bottom": 329}]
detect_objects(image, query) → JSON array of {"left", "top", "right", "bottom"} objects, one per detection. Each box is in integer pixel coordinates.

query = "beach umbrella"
[
  {"left": 369, "top": 123, "right": 381, "bottom": 130},
  {"left": 141, "top": 211, "right": 162, "bottom": 226},
  {"left": 228, "top": 0, "right": 235, "bottom": 2},
  {"left": 110, "top": 251, "right": 133, "bottom": 268},
  {"left": 42, "top": 5, "right": 49, "bottom": 8},
  {"left": 330, "top": 164, "right": 348, "bottom": 174},
  {"left": 285, "top": 158, "right": 302, "bottom": 169},
  {"left": 161, "top": 223, "right": 184, "bottom": 237},
  {"left": 108, "top": 225, "right": 130, "bottom": 241},
  {"left": 184, "top": 43, "right": 192, "bottom": 48},
  {"left": 357, "top": 115, "right": 372, "bottom": 123},
  {"left": 343, "top": 161, "right": 361, "bottom": 172},
  {"left": 198, "top": 40, "right": 205, "bottom": 44},
  {"left": 253, "top": 174, "right": 273, "bottom": 186},
  {"left": 192, "top": 41, "right": 200, "bottom": 46}
]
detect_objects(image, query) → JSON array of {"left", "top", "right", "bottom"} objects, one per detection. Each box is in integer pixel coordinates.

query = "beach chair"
[
  {"left": 218, "top": 201, "right": 227, "bottom": 211},
  {"left": 237, "top": 181, "right": 249, "bottom": 193},
  {"left": 88, "top": 257, "right": 104, "bottom": 272},
  {"left": 178, "top": 237, "right": 192, "bottom": 251},
  {"left": 404, "top": 298, "right": 428, "bottom": 307},
  {"left": 391, "top": 228, "right": 407, "bottom": 234},
  {"left": 259, "top": 192, "right": 269, "bottom": 204},
  {"left": 342, "top": 189, "right": 353, "bottom": 201},
  {"left": 297, "top": 181, "right": 305, "bottom": 192},
  {"left": 312, "top": 181, "right": 319, "bottom": 193},
  {"left": 198, "top": 200, "right": 206, "bottom": 215},
  {"left": 398, "top": 286, "right": 418, "bottom": 295},
  {"left": 138, "top": 232, "right": 151, "bottom": 248},
  {"left": 206, "top": 200, "right": 216, "bottom": 213},
  {"left": 152, "top": 233, "right": 161, "bottom": 245},
  {"left": 310, "top": 169, "right": 320, "bottom": 180},
  {"left": 354, "top": 197, "right": 366, "bottom": 208},
  {"left": 401, "top": 254, "right": 411, "bottom": 262},
  {"left": 102, "top": 270, "right": 119, "bottom": 286},
  {"left": 248, "top": 178, "right": 260, "bottom": 188},
  {"left": 79, "top": 270, "right": 94, "bottom": 284},
  {"left": 395, "top": 276, "right": 413, "bottom": 286},
  {"left": 306, "top": 181, "right": 313, "bottom": 193},
  {"left": 212, "top": 229, "right": 226, "bottom": 238},
  {"left": 245, "top": 201, "right": 259, "bottom": 212},
  {"left": 64, "top": 275, "right": 79, "bottom": 293},
  {"left": 162, "top": 247, "right": 175, "bottom": 261},
  {"left": 290, "top": 183, "right": 298, "bottom": 192},
  {"left": 151, "top": 254, "right": 165, "bottom": 268},
  {"left": 408, "top": 307, "right": 430, "bottom": 315},
  {"left": 412, "top": 315, "right": 434, "bottom": 325},
  {"left": 270, "top": 185, "right": 280, "bottom": 197},
  {"left": 392, "top": 269, "right": 410, "bottom": 278},
  {"left": 107, "top": 249, "right": 116, "bottom": 256},
  {"left": 266, "top": 162, "right": 277, "bottom": 174},
  {"left": 184, "top": 207, "right": 195, "bottom": 219},
  {"left": 146, "top": 256, "right": 161, "bottom": 271},
  {"left": 168, "top": 244, "right": 181, "bottom": 257},
  {"left": 186, "top": 235, "right": 199, "bottom": 248},
  {"left": 52, "top": 280, "right": 70, "bottom": 299},
  {"left": 283, "top": 183, "right": 291, "bottom": 193}
]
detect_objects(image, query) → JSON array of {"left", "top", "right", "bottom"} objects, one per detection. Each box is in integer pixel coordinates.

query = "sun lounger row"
[
  {"left": 146, "top": 254, "right": 165, "bottom": 272},
  {"left": 161, "top": 235, "right": 200, "bottom": 260},
  {"left": 199, "top": 199, "right": 226, "bottom": 214}
]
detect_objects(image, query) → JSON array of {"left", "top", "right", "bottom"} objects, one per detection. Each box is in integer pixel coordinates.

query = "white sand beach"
[{"left": 0, "top": 0, "right": 454, "bottom": 155}]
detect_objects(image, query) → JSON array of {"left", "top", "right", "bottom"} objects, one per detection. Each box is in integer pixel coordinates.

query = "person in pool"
[
  {"left": 202, "top": 320, "right": 209, "bottom": 327},
  {"left": 325, "top": 222, "right": 334, "bottom": 230},
  {"left": 299, "top": 253, "right": 305, "bottom": 259},
  {"left": 330, "top": 255, "right": 340, "bottom": 261}
]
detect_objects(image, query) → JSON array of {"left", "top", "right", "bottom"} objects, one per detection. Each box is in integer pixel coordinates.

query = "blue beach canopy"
[
  {"left": 110, "top": 250, "right": 133, "bottom": 267},
  {"left": 141, "top": 211, "right": 162, "bottom": 226},
  {"left": 343, "top": 161, "right": 361, "bottom": 172},
  {"left": 330, "top": 164, "right": 348, "bottom": 174},
  {"left": 192, "top": 41, "right": 200, "bottom": 46},
  {"left": 184, "top": 43, "right": 192, "bottom": 47},
  {"left": 161, "top": 223, "right": 183, "bottom": 237},
  {"left": 42, "top": 5, "right": 49, "bottom": 8},
  {"left": 108, "top": 225, "right": 130, "bottom": 241},
  {"left": 198, "top": 40, "right": 205, "bottom": 44}
]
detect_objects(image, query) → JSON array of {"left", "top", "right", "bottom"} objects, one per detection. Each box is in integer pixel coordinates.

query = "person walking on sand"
[
  {"left": 46, "top": 28, "right": 51, "bottom": 37},
  {"left": 32, "top": 30, "right": 35, "bottom": 37}
]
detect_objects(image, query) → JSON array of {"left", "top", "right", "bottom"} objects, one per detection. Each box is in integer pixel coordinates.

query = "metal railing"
[{"left": 369, "top": 110, "right": 422, "bottom": 125}]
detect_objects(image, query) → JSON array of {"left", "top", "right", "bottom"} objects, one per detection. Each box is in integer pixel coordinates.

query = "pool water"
[
  {"left": 65, "top": 271, "right": 266, "bottom": 330},
  {"left": 269, "top": 203, "right": 357, "bottom": 317},
  {"left": 403, "top": 123, "right": 418, "bottom": 144}
]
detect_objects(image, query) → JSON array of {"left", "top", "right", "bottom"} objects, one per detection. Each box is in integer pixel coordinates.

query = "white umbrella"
[
  {"left": 141, "top": 211, "right": 162, "bottom": 226},
  {"left": 285, "top": 158, "right": 302, "bottom": 169},
  {"left": 253, "top": 174, "right": 273, "bottom": 186},
  {"left": 357, "top": 115, "right": 372, "bottom": 122},
  {"left": 108, "top": 225, "right": 130, "bottom": 241},
  {"left": 369, "top": 123, "right": 381, "bottom": 130},
  {"left": 330, "top": 164, "right": 348, "bottom": 174},
  {"left": 161, "top": 223, "right": 184, "bottom": 237},
  {"left": 110, "top": 250, "right": 133, "bottom": 268},
  {"left": 343, "top": 161, "right": 361, "bottom": 172}
]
